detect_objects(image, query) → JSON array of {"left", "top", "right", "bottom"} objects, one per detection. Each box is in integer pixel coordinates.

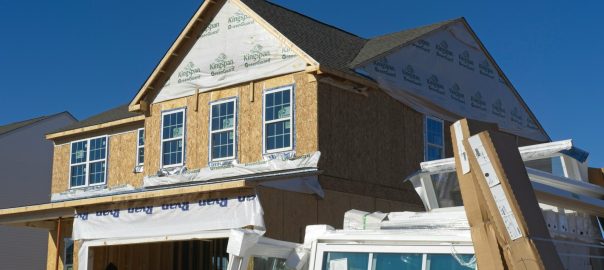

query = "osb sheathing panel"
[
  {"left": 317, "top": 82, "right": 424, "bottom": 206},
  {"left": 145, "top": 72, "right": 317, "bottom": 174},
  {"left": 107, "top": 131, "right": 144, "bottom": 188},
  {"left": 50, "top": 123, "right": 144, "bottom": 194},
  {"left": 46, "top": 219, "right": 73, "bottom": 270},
  {"left": 258, "top": 187, "right": 422, "bottom": 242},
  {"left": 51, "top": 144, "right": 70, "bottom": 194}
]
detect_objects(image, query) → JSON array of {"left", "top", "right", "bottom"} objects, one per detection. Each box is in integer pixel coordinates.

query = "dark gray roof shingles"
[
  {"left": 0, "top": 116, "right": 50, "bottom": 136},
  {"left": 54, "top": 1, "right": 456, "bottom": 135},
  {"left": 349, "top": 19, "right": 459, "bottom": 67},
  {"left": 51, "top": 104, "right": 142, "bottom": 134}
]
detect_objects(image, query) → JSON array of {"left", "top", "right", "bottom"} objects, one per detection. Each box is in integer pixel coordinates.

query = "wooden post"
[
  {"left": 465, "top": 130, "right": 563, "bottom": 270},
  {"left": 55, "top": 217, "right": 62, "bottom": 270}
]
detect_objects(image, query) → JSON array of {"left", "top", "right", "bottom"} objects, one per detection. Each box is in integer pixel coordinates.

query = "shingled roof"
[
  {"left": 51, "top": 104, "right": 142, "bottom": 134},
  {"left": 0, "top": 112, "right": 75, "bottom": 136},
  {"left": 242, "top": 0, "right": 457, "bottom": 76},
  {"left": 72, "top": 1, "right": 458, "bottom": 135},
  {"left": 349, "top": 19, "right": 460, "bottom": 68}
]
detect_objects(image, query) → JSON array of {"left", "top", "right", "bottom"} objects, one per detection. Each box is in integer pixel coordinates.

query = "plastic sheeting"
[
  {"left": 50, "top": 184, "right": 135, "bottom": 202},
  {"left": 357, "top": 22, "right": 548, "bottom": 142},
  {"left": 153, "top": 0, "right": 307, "bottom": 103},
  {"left": 73, "top": 194, "right": 264, "bottom": 241},
  {"left": 143, "top": 152, "right": 323, "bottom": 196},
  {"left": 74, "top": 194, "right": 265, "bottom": 270}
]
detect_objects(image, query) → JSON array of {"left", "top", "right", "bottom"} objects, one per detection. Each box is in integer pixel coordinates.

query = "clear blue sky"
[{"left": 1, "top": 1, "right": 602, "bottom": 166}]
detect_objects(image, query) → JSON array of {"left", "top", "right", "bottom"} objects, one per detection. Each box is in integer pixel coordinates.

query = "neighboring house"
[
  {"left": 0, "top": 1, "right": 550, "bottom": 270},
  {"left": 0, "top": 112, "right": 77, "bottom": 270}
]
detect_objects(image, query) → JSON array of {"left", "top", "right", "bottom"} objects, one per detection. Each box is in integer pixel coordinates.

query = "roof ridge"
[
  {"left": 368, "top": 17, "right": 462, "bottom": 40},
  {"left": 254, "top": 0, "right": 367, "bottom": 40}
]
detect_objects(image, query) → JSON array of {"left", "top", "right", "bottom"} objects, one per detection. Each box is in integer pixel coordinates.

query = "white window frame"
[
  {"left": 312, "top": 243, "right": 474, "bottom": 270},
  {"left": 262, "top": 85, "right": 295, "bottom": 154},
  {"left": 160, "top": 108, "right": 186, "bottom": 168},
  {"left": 136, "top": 128, "right": 145, "bottom": 166},
  {"left": 68, "top": 135, "right": 108, "bottom": 189},
  {"left": 424, "top": 116, "right": 444, "bottom": 161},
  {"left": 63, "top": 238, "right": 74, "bottom": 270},
  {"left": 209, "top": 98, "right": 238, "bottom": 162}
]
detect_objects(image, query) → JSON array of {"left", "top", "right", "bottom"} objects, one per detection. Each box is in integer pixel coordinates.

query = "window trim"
[
  {"left": 63, "top": 237, "right": 74, "bottom": 270},
  {"left": 136, "top": 128, "right": 145, "bottom": 166},
  {"left": 208, "top": 97, "right": 238, "bottom": 162},
  {"left": 313, "top": 243, "right": 474, "bottom": 270},
  {"left": 68, "top": 135, "right": 108, "bottom": 189},
  {"left": 424, "top": 116, "right": 444, "bottom": 161},
  {"left": 160, "top": 108, "right": 187, "bottom": 168},
  {"left": 262, "top": 85, "right": 295, "bottom": 155}
]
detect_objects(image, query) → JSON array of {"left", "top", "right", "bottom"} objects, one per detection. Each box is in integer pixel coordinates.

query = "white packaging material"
[
  {"left": 143, "top": 152, "right": 320, "bottom": 188},
  {"left": 343, "top": 210, "right": 370, "bottom": 230}
]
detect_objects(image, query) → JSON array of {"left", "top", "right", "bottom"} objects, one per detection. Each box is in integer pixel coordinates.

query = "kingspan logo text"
[
  {"left": 458, "top": 51, "right": 474, "bottom": 71},
  {"left": 373, "top": 58, "right": 396, "bottom": 77},
  {"left": 412, "top": 39, "right": 431, "bottom": 53},
  {"left": 436, "top": 41, "right": 453, "bottom": 62},
  {"left": 201, "top": 21, "right": 220, "bottom": 37},
  {"left": 491, "top": 99, "right": 506, "bottom": 118},
  {"left": 511, "top": 107, "right": 524, "bottom": 125},
  {"left": 449, "top": 83, "right": 465, "bottom": 104},
  {"left": 471, "top": 91, "right": 486, "bottom": 111},
  {"left": 427, "top": 75, "right": 444, "bottom": 94},
  {"left": 244, "top": 44, "right": 271, "bottom": 68},
  {"left": 210, "top": 53, "right": 235, "bottom": 76},
  {"left": 402, "top": 65, "right": 422, "bottom": 86},
  {"left": 228, "top": 11, "right": 253, "bottom": 29},
  {"left": 178, "top": 62, "right": 202, "bottom": 83},
  {"left": 479, "top": 60, "right": 495, "bottom": 78}
]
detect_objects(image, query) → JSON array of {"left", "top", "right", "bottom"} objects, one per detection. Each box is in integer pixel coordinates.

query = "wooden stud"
[{"left": 249, "top": 81, "right": 254, "bottom": 102}]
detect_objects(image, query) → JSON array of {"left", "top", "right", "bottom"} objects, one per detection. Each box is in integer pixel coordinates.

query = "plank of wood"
[
  {"left": 46, "top": 115, "right": 145, "bottom": 140},
  {"left": 451, "top": 119, "right": 505, "bottom": 270},
  {"left": 466, "top": 130, "right": 563, "bottom": 270}
]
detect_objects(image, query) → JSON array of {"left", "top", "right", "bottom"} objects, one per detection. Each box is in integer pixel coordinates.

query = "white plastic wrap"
[
  {"left": 143, "top": 152, "right": 323, "bottom": 196},
  {"left": 357, "top": 22, "right": 548, "bottom": 142},
  {"left": 153, "top": 0, "right": 307, "bottom": 103},
  {"left": 50, "top": 184, "right": 136, "bottom": 202}
]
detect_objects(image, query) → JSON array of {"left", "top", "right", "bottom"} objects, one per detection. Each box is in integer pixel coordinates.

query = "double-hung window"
[
  {"left": 425, "top": 116, "right": 444, "bottom": 161},
  {"left": 263, "top": 86, "right": 293, "bottom": 153},
  {"left": 69, "top": 136, "right": 107, "bottom": 188},
  {"left": 161, "top": 109, "right": 186, "bottom": 167},
  {"left": 210, "top": 99, "right": 237, "bottom": 161},
  {"left": 136, "top": 128, "right": 145, "bottom": 166}
]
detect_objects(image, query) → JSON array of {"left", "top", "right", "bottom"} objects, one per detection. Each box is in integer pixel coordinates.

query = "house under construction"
[{"left": 0, "top": 0, "right": 592, "bottom": 269}]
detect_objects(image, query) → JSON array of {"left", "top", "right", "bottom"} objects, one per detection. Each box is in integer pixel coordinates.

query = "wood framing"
[
  {"left": 46, "top": 115, "right": 145, "bottom": 140},
  {"left": 128, "top": 0, "right": 319, "bottom": 112}
]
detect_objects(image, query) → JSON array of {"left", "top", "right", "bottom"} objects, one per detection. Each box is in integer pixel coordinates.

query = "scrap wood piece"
[{"left": 465, "top": 130, "right": 563, "bottom": 270}]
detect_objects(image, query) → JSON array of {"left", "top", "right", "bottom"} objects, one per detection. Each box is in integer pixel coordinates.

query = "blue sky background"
[{"left": 1, "top": 1, "right": 603, "bottom": 166}]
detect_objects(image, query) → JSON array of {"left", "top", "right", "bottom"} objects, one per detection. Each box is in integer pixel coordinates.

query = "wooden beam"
[
  {"left": 128, "top": 0, "right": 225, "bottom": 110},
  {"left": 46, "top": 115, "right": 145, "bottom": 140},
  {"left": 0, "top": 180, "right": 255, "bottom": 224}
]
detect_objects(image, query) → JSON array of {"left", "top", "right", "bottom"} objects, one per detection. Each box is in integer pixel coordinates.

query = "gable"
[
  {"left": 152, "top": 0, "right": 308, "bottom": 103},
  {"left": 356, "top": 21, "right": 548, "bottom": 142}
]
